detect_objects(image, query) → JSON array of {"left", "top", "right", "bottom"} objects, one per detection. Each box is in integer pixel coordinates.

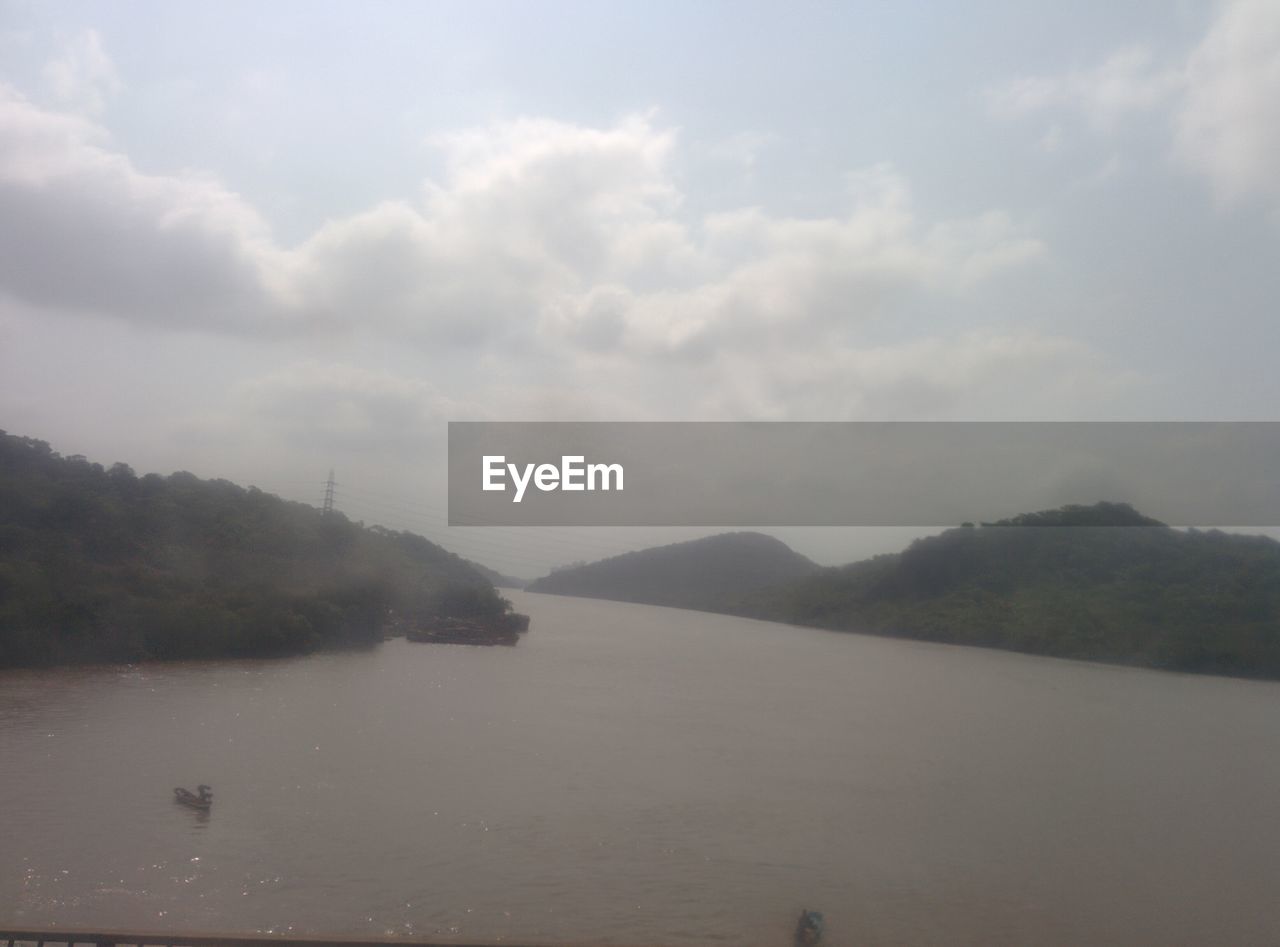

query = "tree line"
[{"left": 0, "top": 431, "right": 512, "bottom": 666}]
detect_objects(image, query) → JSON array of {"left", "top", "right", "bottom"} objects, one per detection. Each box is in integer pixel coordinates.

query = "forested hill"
[
  {"left": 745, "top": 503, "right": 1280, "bottom": 679},
  {"left": 527, "top": 531, "right": 821, "bottom": 613},
  {"left": 0, "top": 430, "right": 511, "bottom": 666}
]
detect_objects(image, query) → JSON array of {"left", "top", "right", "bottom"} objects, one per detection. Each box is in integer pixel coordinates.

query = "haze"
[{"left": 1, "top": 1, "right": 1278, "bottom": 575}]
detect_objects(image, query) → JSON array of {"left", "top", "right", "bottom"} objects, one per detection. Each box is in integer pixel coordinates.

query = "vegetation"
[
  {"left": 528, "top": 503, "right": 1280, "bottom": 680},
  {"left": 741, "top": 503, "right": 1280, "bottom": 678},
  {"left": 12, "top": 424, "right": 1275, "bottom": 682},
  {"left": 0, "top": 431, "right": 514, "bottom": 666},
  {"left": 528, "top": 531, "right": 820, "bottom": 613}
]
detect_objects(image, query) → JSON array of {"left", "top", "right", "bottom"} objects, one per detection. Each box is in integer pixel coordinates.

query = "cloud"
[
  {"left": 42, "top": 29, "right": 122, "bottom": 115},
  {"left": 0, "top": 40, "right": 1102, "bottom": 430},
  {"left": 0, "top": 90, "right": 1041, "bottom": 362},
  {"left": 234, "top": 363, "right": 462, "bottom": 451},
  {"left": 1174, "top": 0, "right": 1280, "bottom": 203},
  {"left": 990, "top": 1, "right": 1280, "bottom": 205},
  {"left": 174, "top": 331, "right": 1132, "bottom": 476},
  {"left": 540, "top": 164, "right": 1041, "bottom": 360},
  {"left": 177, "top": 362, "right": 478, "bottom": 460},
  {"left": 701, "top": 130, "right": 779, "bottom": 172},
  {"left": 987, "top": 45, "right": 1181, "bottom": 129},
  {"left": 290, "top": 115, "right": 699, "bottom": 347},
  {"left": 628, "top": 332, "right": 1138, "bottom": 421},
  {"left": 0, "top": 84, "right": 297, "bottom": 331}
]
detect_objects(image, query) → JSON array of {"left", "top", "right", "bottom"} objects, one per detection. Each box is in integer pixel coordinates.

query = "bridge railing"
[{"left": 0, "top": 930, "right": 621, "bottom": 947}]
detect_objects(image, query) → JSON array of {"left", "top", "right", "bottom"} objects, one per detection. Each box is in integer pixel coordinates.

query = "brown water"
[{"left": 4, "top": 590, "right": 1280, "bottom": 946}]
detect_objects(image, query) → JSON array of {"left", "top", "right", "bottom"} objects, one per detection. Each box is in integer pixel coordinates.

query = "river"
[{"left": 3, "top": 590, "right": 1280, "bottom": 945}]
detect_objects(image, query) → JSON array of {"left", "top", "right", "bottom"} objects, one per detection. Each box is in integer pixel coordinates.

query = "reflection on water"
[
  {"left": 174, "top": 805, "right": 211, "bottom": 829},
  {"left": 3, "top": 590, "right": 1280, "bottom": 945}
]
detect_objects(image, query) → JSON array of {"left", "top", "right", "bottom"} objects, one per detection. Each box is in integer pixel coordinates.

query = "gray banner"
[{"left": 448, "top": 422, "right": 1280, "bottom": 526}]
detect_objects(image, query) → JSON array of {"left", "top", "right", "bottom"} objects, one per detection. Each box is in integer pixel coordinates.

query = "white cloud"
[
  {"left": 0, "top": 92, "right": 1041, "bottom": 359},
  {"left": 652, "top": 332, "right": 1138, "bottom": 421},
  {"left": 987, "top": 45, "right": 1181, "bottom": 129},
  {"left": 289, "top": 115, "right": 702, "bottom": 346},
  {"left": 174, "top": 361, "right": 487, "bottom": 465},
  {"left": 1175, "top": 0, "right": 1280, "bottom": 203},
  {"left": 231, "top": 362, "right": 465, "bottom": 451},
  {"left": 0, "top": 84, "right": 296, "bottom": 331},
  {"left": 42, "top": 29, "right": 122, "bottom": 115},
  {"left": 991, "top": 1, "right": 1280, "bottom": 206},
  {"left": 179, "top": 331, "right": 1132, "bottom": 469},
  {"left": 539, "top": 164, "right": 1041, "bottom": 359},
  {"left": 701, "top": 130, "right": 778, "bottom": 172},
  {"left": 0, "top": 82, "right": 1112, "bottom": 428}
]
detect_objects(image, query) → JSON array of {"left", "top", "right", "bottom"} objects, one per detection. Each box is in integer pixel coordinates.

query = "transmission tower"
[{"left": 322, "top": 469, "right": 336, "bottom": 516}]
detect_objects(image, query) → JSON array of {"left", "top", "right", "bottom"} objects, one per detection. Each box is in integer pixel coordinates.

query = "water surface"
[{"left": 4, "top": 590, "right": 1280, "bottom": 945}]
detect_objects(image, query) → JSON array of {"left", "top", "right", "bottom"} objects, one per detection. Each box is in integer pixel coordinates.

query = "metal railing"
[{"left": 0, "top": 931, "right": 623, "bottom": 947}]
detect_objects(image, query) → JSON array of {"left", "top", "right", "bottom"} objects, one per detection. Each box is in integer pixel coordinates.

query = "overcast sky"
[{"left": 1, "top": 1, "right": 1278, "bottom": 576}]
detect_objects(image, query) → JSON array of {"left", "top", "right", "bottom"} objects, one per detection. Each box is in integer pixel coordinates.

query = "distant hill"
[
  {"left": 466, "top": 560, "right": 528, "bottom": 589},
  {"left": 527, "top": 531, "right": 821, "bottom": 613},
  {"left": 745, "top": 503, "right": 1280, "bottom": 678},
  {"left": 529, "top": 503, "right": 1280, "bottom": 679},
  {"left": 0, "top": 430, "right": 515, "bottom": 666}
]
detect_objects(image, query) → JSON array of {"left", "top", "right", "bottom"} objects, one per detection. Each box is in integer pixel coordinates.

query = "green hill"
[
  {"left": 527, "top": 531, "right": 821, "bottom": 613},
  {"left": 746, "top": 503, "right": 1280, "bottom": 678},
  {"left": 0, "top": 430, "right": 513, "bottom": 666}
]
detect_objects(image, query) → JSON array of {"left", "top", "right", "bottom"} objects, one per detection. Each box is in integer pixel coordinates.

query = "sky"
[{"left": 1, "top": 0, "right": 1278, "bottom": 577}]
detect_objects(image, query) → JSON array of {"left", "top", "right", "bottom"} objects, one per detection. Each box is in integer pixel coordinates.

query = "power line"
[{"left": 321, "top": 470, "right": 336, "bottom": 517}]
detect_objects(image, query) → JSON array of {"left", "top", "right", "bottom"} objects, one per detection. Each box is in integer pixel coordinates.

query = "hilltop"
[
  {"left": 0, "top": 430, "right": 517, "bottom": 666},
  {"left": 527, "top": 531, "right": 821, "bottom": 613}
]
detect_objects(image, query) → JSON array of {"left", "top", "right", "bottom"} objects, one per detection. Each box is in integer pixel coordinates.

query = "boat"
[
  {"left": 407, "top": 619, "right": 519, "bottom": 646},
  {"left": 794, "top": 909, "right": 824, "bottom": 946},
  {"left": 501, "top": 612, "right": 531, "bottom": 633},
  {"left": 174, "top": 784, "right": 213, "bottom": 810}
]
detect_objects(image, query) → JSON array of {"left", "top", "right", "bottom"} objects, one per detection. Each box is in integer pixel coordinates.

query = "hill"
[
  {"left": 0, "top": 430, "right": 516, "bottom": 666},
  {"left": 745, "top": 503, "right": 1280, "bottom": 678},
  {"left": 466, "top": 560, "right": 528, "bottom": 589},
  {"left": 527, "top": 531, "right": 821, "bottom": 613}
]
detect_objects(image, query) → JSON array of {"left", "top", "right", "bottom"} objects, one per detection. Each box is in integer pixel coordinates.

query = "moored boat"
[
  {"left": 406, "top": 619, "right": 519, "bottom": 646},
  {"left": 500, "top": 612, "right": 531, "bottom": 633}
]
